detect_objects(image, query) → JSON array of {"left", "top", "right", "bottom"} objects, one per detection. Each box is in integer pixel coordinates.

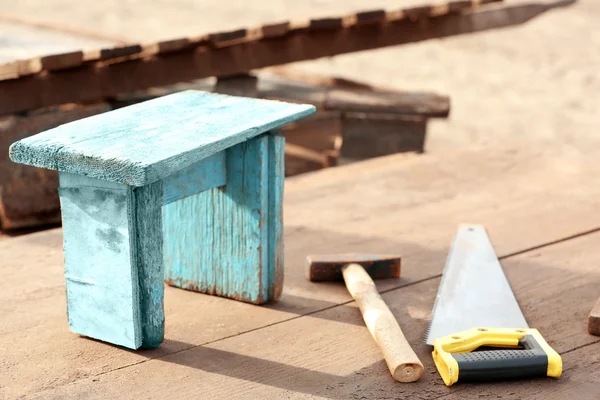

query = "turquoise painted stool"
[{"left": 9, "top": 90, "right": 315, "bottom": 350}]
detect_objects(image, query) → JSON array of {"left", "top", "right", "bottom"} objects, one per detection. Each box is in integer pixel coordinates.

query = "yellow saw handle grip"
[{"left": 432, "top": 327, "right": 562, "bottom": 386}]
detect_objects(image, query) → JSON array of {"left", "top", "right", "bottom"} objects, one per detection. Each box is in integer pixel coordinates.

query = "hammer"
[{"left": 306, "top": 254, "right": 424, "bottom": 383}]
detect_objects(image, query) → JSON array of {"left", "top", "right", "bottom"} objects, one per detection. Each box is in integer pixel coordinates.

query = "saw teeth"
[{"left": 424, "top": 316, "right": 435, "bottom": 343}]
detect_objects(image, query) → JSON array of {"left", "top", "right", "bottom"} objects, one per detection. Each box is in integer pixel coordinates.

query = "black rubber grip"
[{"left": 452, "top": 335, "right": 549, "bottom": 382}]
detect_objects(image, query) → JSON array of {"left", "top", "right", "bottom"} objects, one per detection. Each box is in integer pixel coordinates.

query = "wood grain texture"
[
  {"left": 163, "top": 134, "right": 284, "bottom": 304},
  {"left": 58, "top": 172, "right": 165, "bottom": 349},
  {"left": 0, "top": 102, "right": 110, "bottom": 230},
  {"left": 133, "top": 180, "right": 164, "bottom": 349},
  {"left": 587, "top": 296, "right": 600, "bottom": 336},
  {"left": 58, "top": 173, "right": 142, "bottom": 349},
  {"left": 4, "top": 146, "right": 600, "bottom": 397},
  {"left": 0, "top": 20, "right": 114, "bottom": 80},
  {"left": 325, "top": 89, "right": 450, "bottom": 117},
  {"left": 24, "top": 230, "right": 600, "bottom": 399},
  {"left": 0, "top": 0, "right": 503, "bottom": 81},
  {"left": 0, "top": 2, "right": 564, "bottom": 115},
  {"left": 9, "top": 90, "right": 315, "bottom": 186},
  {"left": 268, "top": 133, "right": 285, "bottom": 301},
  {"left": 162, "top": 151, "right": 226, "bottom": 205},
  {"left": 341, "top": 263, "right": 424, "bottom": 383},
  {"left": 340, "top": 112, "right": 427, "bottom": 160}
]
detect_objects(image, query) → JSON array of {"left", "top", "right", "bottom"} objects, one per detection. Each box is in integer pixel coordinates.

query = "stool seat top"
[{"left": 9, "top": 90, "right": 315, "bottom": 186}]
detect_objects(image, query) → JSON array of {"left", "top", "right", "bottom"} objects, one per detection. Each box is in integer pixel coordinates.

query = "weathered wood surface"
[
  {"left": 0, "top": 70, "right": 448, "bottom": 231},
  {"left": 340, "top": 263, "right": 424, "bottom": 383},
  {"left": 161, "top": 151, "right": 227, "bottom": 205},
  {"left": 9, "top": 90, "right": 315, "bottom": 186},
  {"left": 0, "top": 20, "right": 115, "bottom": 80},
  {"left": 0, "top": 103, "right": 111, "bottom": 230},
  {"left": 58, "top": 172, "right": 165, "bottom": 349},
  {"left": 340, "top": 112, "right": 427, "bottom": 161},
  {"left": 0, "top": 0, "right": 501, "bottom": 80},
  {"left": 0, "top": 0, "right": 572, "bottom": 115},
  {"left": 163, "top": 134, "right": 285, "bottom": 304},
  {"left": 6, "top": 92, "right": 310, "bottom": 346},
  {"left": 134, "top": 180, "right": 166, "bottom": 349},
  {"left": 33, "top": 232, "right": 599, "bottom": 399},
  {"left": 58, "top": 173, "right": 143, "bottom": 349},
  {"left": 325, "top": 89, "right": 450, "bottom": 117},
  {"left": 258, "top": 71, "right": 448, "bottom": 172},
  {"left": 588, "top": 296, "right": 600, "bottom": 336},
  {"left": 259, "top": 71, "right": 451, "bottom": 117},
  {"left": 2, "top": 146, "right": 600, "bottom": 398}
]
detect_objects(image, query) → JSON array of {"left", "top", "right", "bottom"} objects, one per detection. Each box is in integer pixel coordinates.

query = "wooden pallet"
[
  {"left": 256, "top": 70, "right": 450, "bottom": 173},
  {"left": 0, "top": 0, "right": 574, "bottom": 115},
  {"left": 0, "top": 71, "right": 449, "bottom": 230},
  {"left": 0, "top": 0, "right": 573, "bottom": 230}
]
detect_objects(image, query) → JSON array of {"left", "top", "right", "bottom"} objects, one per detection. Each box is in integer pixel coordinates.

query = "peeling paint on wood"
[
  {"left": 9, "top": 90, "right": 315, "bottom": 186},
  {"left": 163, "top": 133, "right": 284, "bottom": 304},
  {"left": 8, "top": 91, "right": 314, "bottom": 348},
  {"left": 162, "top": 151, "right": 226, "bottom": 205},
  {"left": 133, "top": 180, "right": 164, "bottom": 348},
  {"left": 267, "top": 133, "right": 285, "bottom": 301},
  {"left": 58, "top": 172, "right": 164, "bottom": 349},
  {"left": 58, "top": 172, "right": 143, "bottom": 349}
]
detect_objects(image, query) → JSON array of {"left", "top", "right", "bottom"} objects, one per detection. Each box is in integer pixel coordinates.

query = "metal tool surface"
[
  {"left": 426, "top": 224, "right": 562, "bottom": 386},
  {"left": 425, "top": 224, "right": 528, "bottom": 345}
]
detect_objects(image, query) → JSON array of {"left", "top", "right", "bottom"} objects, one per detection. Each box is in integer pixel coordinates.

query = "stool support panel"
[
  {"left": 162, "top": 151, "right": 226, "bottom": 205},
  {"left": 163, "top": 133, "right": 284, "bottom": 304}
]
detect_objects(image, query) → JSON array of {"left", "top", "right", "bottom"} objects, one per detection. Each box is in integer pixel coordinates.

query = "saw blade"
[{"left": 425, "top": 224, "right": 529, "bottom": 345}]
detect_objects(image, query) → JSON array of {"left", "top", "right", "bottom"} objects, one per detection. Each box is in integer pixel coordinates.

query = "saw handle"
[
  {"left": 432, "top": 328, "right": 562, "bottom": 386},
  {"left": 342, "top": 263, "right": 424, "bottom": 383}
]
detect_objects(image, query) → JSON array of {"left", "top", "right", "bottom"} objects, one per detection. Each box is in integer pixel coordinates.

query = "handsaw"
[{"left": 425, "top": 224, "right": 563, "bottom": 386}]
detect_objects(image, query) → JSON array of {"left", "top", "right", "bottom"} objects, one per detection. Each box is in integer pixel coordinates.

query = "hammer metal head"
[{"left": 306, "top": 253, "right": 401, "bottom": 282}]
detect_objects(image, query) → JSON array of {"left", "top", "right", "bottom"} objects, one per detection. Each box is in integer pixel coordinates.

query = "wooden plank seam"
[{"left": 0, "top": 0, "right": 504, "bottom": 81}]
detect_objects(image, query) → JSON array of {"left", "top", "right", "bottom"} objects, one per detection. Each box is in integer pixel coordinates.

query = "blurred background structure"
[{"left": 0, "top": 0, "right": 596, "bottom": 231}]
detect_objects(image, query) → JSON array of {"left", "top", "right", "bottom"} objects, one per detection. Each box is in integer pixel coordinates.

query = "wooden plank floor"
[
  {"left": 2, "top": 146, "right": 600, "bottom": 399},
  {"left": 0, "top": 20, "right": 115, "bottom": 79}
]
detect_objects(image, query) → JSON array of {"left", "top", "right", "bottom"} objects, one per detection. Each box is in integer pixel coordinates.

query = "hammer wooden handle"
[{"left": 342, "top": 263, "right": 424, "bottom": 382}]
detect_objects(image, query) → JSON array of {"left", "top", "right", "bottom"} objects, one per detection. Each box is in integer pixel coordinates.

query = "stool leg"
[
  {"left": 133, "top": 180, "right": 164, "bottom": 348},
  {"left": 267, "top": 132, "right": 285, "bottom": 302},
  {"left": 58, "top": 173, "right": 164, "bottom": 349}
]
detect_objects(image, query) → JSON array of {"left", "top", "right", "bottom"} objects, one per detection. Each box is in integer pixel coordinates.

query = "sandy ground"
[{"left": 1, "top": 0, "right": 599, "bottom": 153}]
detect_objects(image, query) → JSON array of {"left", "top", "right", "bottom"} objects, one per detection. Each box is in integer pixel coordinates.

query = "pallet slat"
[{"left": 0, "top": 0, "right": 519, "bottom": 115}]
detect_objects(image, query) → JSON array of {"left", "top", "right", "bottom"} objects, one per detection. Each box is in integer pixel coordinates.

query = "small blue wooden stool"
[{"left": 9, "top": 90, "right": 315, "bottom": 350}]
